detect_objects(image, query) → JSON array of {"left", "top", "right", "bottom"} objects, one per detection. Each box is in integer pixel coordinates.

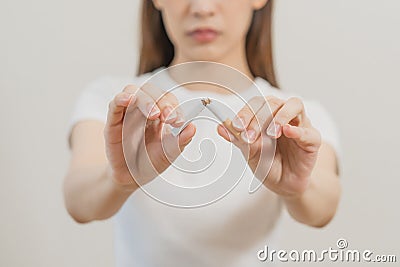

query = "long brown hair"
[{"left": 138, "top": 0, "right": 279, "bottom": 89}]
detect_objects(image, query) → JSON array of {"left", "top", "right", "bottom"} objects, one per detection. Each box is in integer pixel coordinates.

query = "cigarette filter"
[{"left": 204, "top": 98, "right": 242, "bottom": 137}]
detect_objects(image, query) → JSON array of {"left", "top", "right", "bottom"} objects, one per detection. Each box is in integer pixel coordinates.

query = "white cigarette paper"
[
  {"left": 170, "top": 98, "right": 241, "bottom": 137},
  {"left": 170, "top": 98, "right": 209, "bottom": 136},
  {"left": 204, "top": 99, "right": 229, "bottom": 122}
]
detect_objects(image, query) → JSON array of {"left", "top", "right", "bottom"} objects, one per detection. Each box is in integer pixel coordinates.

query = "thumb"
[
  {"left": 159, "top": 123, "right": 197, "bottom": 165},
  {"left": 178, "top": 123, "right": 196, "bottom": 151}
]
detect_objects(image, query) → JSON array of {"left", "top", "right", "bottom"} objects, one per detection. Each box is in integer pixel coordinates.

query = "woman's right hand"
[{"left": 104, "top": 84, "right": 196, "bottom": 191}]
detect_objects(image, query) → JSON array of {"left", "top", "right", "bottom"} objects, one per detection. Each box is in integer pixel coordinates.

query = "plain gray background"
[{"left": 1, "top": 0, "right": 399, "bottom": 266}]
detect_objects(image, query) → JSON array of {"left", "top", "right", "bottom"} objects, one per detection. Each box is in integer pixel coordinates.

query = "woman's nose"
[{"left": 190, "top": 0, "right": 216, "bottom": 18}]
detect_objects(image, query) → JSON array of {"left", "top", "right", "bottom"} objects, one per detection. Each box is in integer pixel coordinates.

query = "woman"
[{"left": 64, "top": 0, "right": 341, "bottom": 266}]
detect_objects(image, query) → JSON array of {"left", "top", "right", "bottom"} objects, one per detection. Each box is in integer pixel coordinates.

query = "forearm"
[
  {"left": 63, "top": 164, "right": 138, "bottom": 223},
  {"left": 282, "top": 170, "right": 341, "bottom": 227}
]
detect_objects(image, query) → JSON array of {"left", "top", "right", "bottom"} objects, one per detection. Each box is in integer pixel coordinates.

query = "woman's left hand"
[{"left": 217, "top": 96, "right": 322, "bottom": 198}]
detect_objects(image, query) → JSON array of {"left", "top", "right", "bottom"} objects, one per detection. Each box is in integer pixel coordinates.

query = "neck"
[{"left": 168, "top": 41, "right": 255, "bottom": 94}]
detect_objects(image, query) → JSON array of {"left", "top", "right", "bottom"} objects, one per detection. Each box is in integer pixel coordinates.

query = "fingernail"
[
  {"left": 147, "top": 103, "right": 160, "bottom": 117},
  {"left": 232, "top": 117, "right": 245, "bottom": 130},
  {"left": 266, "top": 122, "right": 281, "bottom": 137},
  {"left": 169, "top": 110, "right": 177, "bottom": 120},
  {"left": 122, "top": 94, "right": 131, "bottom": 101},
  {"left": 174, "top": 117, "right": 185, "bottom": 124},
  {"left": 164, "top": 106, "right": 177, "bottom": 121},
  {"left": 241, "top": 129, "right": 256, "bottom": 143},
  {"left": 227, "top": 131, "right": 236, "bottom": 142},
  {"left": 117, "top": 94, "right": 132, "bottom": 105},
  {"left": 177, "top": 109, "right": 186, "bottom": 123}
]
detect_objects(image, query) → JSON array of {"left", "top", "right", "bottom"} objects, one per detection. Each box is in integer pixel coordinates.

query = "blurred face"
[{"left": 153, "top": 0, "right": 268, "bottom": 62}]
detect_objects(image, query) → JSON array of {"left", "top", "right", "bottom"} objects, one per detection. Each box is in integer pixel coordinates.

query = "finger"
[
  {"left": 123, "top": 84, "right": 161, "bottom": 119},
  {"left": 178, "top": 123, "right": 196, "bottom": 151},
  {"left": 122, "top": 84, "right": 138, "bottom": 94},
  {"left": 217, "top": 124, "right": 237, "bottom": 143},
  {"left": 135, "top": 89, "right": 161, "bottom": 120},
  {"left": 121, "top": 85, "right": 141, "bottom": 114},
  {"left": 282, "top": 124, "right": 321, "bottom": 152},
  {"left": 141, "top": 83, "right": 182, "bottom": 125},
  {"left": 160, "top": 123, "right": 197, "bottom": 164},
  {"left": 231, "top": 96, "right": 265, "bottom": 131},
  {"left": 106, "top": 91, "right": 137, "bottom": 128},
  {"left": 266, "top": 97, "right": 305, "bottom": 139},
  {"left": 244, "top": 96, "right": 284, "bottom": 143}
]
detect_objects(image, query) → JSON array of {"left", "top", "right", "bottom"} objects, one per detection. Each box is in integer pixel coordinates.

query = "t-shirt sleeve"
[
  {"left": 66, "top": 76, "right": 119, "bottom": 149},
  {"left": 303, "top": 100, "right": 342, "bottom": 174}
]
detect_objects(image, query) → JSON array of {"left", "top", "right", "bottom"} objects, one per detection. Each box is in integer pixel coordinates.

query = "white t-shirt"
[{"left": 67, "top": 67, "right": 341, "bottom": 267}]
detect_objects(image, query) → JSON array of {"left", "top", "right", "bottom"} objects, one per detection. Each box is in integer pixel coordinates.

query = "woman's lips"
[{"left": 188, "top": 29, "right": 220, "bottom": 43}]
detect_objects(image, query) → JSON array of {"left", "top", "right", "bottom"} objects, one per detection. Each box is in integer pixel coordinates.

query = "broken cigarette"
[
  {"left": 170, "top": 98, "right": 208, "bottom": 136},
  {"left": 203, "top": 98, "right": 242, "bottom": 137},
  {"left": 170, "top": 97, "right": 242, "bottom": 138}
]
